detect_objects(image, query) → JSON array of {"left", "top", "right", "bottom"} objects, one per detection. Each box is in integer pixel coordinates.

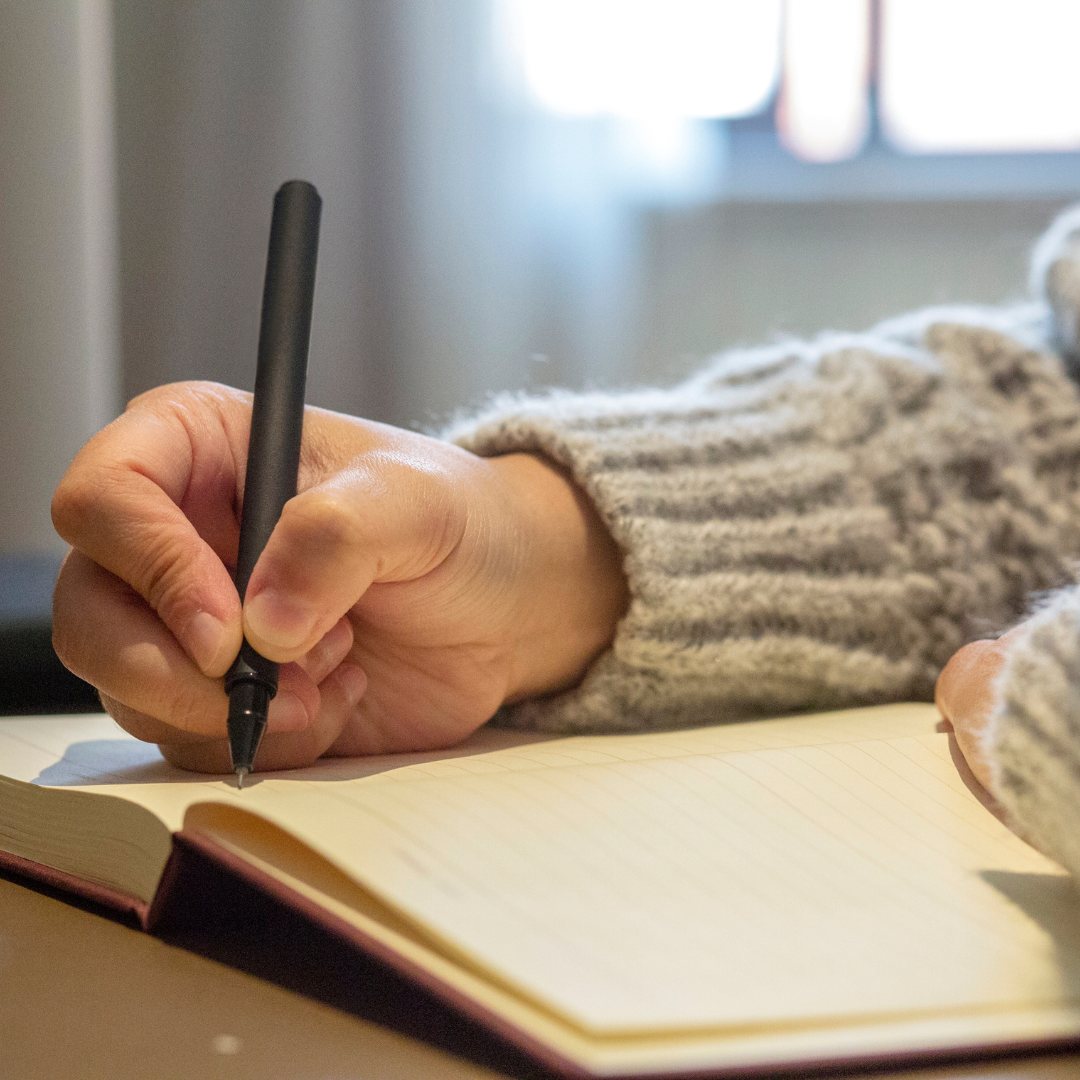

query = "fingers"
[
  {"left": 942, "top": 728, "right": 1011, "bottom": 826},
  {"left": 935, "top": 629, "right": 1024, "bottom": 793},
  {"left": 293, "top": 617, "right": 355, "bottom": 684},
  {"left": 52, "top": 383, "right": 248, "bottom": 677},
  {"left": 934, "top": 641, "right": 1002, "bottom": 729},
  {"left": 241, "top": 422, "right": 483, "bottom": 662},
  {"left": 241, "top": 486, "right": 381, "bottom": 660},
  {"left": 55, "top": 550, "right": 359, "bottom": 752},
  {"left": 935, "top": 640, "right": 1002, "bottom": 794},
  {"left": 55, "top": 550, "right": 239, "bottom": 738},
  {"left": 159, "top": 664, "right": 367, "bottom": 773}
]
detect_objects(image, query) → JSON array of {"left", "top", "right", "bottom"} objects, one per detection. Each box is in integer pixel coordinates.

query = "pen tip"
[{"left": 235, "top": 766, "right": 249, "bottom": 790}]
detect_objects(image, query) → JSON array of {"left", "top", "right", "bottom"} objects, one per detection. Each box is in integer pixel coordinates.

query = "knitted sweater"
[
  {"left": 988, "top": 206, "right": 1080, "bottom": 878},
  {"left": 445, "top": 209, "right": 1080, "bottom": 875},
  {"left": 992, "top": 589, "right": 1080, "bottom": 878},
  {"left": 448, "top": 318, "right": 1080, "bottom": 727}
]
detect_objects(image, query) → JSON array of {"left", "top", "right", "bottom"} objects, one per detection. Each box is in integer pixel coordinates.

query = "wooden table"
[{"left": 1, "top": 874, "right": 1078, "bottom": 1080}]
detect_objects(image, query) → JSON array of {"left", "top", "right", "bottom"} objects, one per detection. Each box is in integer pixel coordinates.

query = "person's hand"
[
  {"left": 934, "top": 626, "right": 1025, "bottom": 821},
  {"left": 52, "top": 382, "right": 628, "bottom": 773}
]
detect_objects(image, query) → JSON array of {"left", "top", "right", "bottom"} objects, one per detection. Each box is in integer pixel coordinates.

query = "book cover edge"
[
  {"left": 0, "top": 844, "right": 153, "bottom": 928},
  {"left": 4, "top": 832, "right": 1080, "bottom": 1078}
]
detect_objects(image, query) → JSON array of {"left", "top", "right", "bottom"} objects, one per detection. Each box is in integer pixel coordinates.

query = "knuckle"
[
  {"left": 163, "top": 682, "right": 221, "bottom": 733},
  {"left": 51, "top": 465, "right": 105, "bottom": 543},
  {"left": 126, "top": 379, "right": 237, "bottom": 412},
  {"left": 51, "top": 609, "right": 109, "bottom": 688},
  {"left": 100, "top": 694, "right": 153, "bottom": 737},
  {"left": 284, "top": 489, "right": 365, "bottom": 553},
  {"left": 160, "top": 742, "right": 232, "bottom": 772},
  {"left": 131, "top": 530, "right": 199, "bottom": 624}
]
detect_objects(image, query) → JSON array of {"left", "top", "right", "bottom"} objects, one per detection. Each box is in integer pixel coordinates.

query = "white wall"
[
  {"left": 0, "top": 0, "right": 120, "bottom": 556},
  {"left": 631, "top": 198, "right": 1071, "bottom": 386}
]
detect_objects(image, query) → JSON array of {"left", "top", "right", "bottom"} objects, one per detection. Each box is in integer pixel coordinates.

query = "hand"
[
  {"left": 52, "top": 382, "right": 628, "bottom": 772},
  {"left": 934, "top": 625, "right": 1025, "bottom": 820}
]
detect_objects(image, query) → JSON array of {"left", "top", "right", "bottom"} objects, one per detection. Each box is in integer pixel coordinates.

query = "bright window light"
[
  {"left": 503, "top": 0, "right": 782, "bottom": 120},
  {"left": 880, "top": 0, "right": 1080, "bottom": 154},
  {"left": 778, "top": 0, "right": 870, "bottom": 163}
]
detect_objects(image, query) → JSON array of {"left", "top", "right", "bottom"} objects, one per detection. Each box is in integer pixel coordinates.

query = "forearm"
[
  {"left": 489, "top": 453, "right": 628, "bottom": 702},
  {"left": 449, "top": 324, "right": 1080, "bottom": 734}
]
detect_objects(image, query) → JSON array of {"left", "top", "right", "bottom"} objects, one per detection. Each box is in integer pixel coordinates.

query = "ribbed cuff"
[
  {"left": 446, "top": 338, "right": 933, "bottom": 732},
  {"left": 446, "top": 324, "right": 1080, "bottom": 735},
  {"left": 991, "top": 586, "right": 1080, "bottom": 877}
]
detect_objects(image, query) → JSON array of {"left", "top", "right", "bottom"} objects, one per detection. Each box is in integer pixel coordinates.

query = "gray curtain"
[
  {"left": 0, "top": 1, "right": 118, "bottom": 556},
  {"left": 113, "top": 0, "right": 644, "bottom": 427}
]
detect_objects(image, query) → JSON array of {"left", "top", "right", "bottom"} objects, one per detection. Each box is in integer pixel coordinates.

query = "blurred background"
[
  {"left": 4, "top": 0, "right": 1080, "bottom": 695},
  {"left": 7, "top": 0, "right": 1080, "bottom": 559}
]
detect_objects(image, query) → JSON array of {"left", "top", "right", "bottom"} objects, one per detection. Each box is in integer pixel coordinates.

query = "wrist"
[{"left": 488, "top": 453, "right": 629, "bottom": 704}]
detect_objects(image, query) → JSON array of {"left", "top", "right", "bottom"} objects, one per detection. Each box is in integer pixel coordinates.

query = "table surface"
[{"left": 2, "top": 874, "right": 1080, "bottom": 1080}]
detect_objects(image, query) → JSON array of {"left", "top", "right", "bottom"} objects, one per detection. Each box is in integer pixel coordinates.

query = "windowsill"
[{"left": 718, "top": 130, "right": 1080, "bottom": 204}]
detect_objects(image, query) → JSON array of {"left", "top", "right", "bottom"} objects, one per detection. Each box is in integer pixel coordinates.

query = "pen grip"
[{"left": 227, "top": 180, "right": 322, "bottom": 694}]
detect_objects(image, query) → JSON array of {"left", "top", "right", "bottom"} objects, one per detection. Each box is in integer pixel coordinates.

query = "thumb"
[{"left": 240, "top": 445, "right": 474, "bottom": 662}]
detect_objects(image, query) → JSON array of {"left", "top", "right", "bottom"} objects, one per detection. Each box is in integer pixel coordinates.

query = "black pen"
[{"left": 226, "top": 180, "right": 322, "bottom": 788}]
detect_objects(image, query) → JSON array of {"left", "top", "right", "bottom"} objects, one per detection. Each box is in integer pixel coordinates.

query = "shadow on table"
[
  {"left": 982, "top": 869, "right": 1080, "bottom": 998},
  {"left": 1, "top": 836, "right": 552, "bottom": 1079},
  {"left": 34, "top": 725, "right": 556, "bottom": 787},
  {"left": 154, "top": 837, "right": 558, "bottom": 1080}
]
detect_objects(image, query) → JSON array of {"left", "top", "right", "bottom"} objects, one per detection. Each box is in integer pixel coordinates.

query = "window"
[
  {"left": 778, "top": 0, "right": 870, "bottom": 163},
  {"left": 501, "top": 0, "right": 782, "bottom": 121},
  {"left": 496, "top": 0, "right": 1080, "bottom": 201},
  {"left": 879, "top": 0, "right": 1080, "bottom": 155}
]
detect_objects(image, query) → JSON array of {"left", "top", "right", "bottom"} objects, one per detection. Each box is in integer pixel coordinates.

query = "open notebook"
[{"left": 2, "top": 702, "right": 1080, "bottom": 1077}]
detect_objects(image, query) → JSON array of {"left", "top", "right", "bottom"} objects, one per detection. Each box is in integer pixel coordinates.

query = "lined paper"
[
  {"left": 220, "top": 717, "right": 1076, "bottom": 1034},
  {"left": 3, "top": 704, "right": 1078, "bottom": 1039}
]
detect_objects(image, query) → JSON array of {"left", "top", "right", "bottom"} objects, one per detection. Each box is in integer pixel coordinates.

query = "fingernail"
[
  {"left": 185, "top": 611, "right": 229, "bottom": 673},
  {"left": 245, "top": 590, "right": 315, "bottom": 652},
  {"left": 267, "top": 691, "right": 310, "bottom": 732},
  {"left": 337, "top": 663, "right": 366, "bottom": 707}
]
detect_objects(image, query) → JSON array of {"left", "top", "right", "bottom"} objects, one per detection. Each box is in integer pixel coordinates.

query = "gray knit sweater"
[{"left": 446, "top": 210, "right": 1080, "bottom": 873}]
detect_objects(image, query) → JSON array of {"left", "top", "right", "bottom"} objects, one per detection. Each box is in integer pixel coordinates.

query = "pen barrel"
[
  {"left": 227, "top": 179, "right": 321, "bottom": 696},
  {"left": 233, "top": 180, "right": 322, "bottom": 605}
]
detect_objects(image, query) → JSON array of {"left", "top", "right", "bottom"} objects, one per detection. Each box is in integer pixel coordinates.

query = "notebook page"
[
  {"left": 0, "top": 714, "right": 554, "bottom": 896},
  {"left": 6, "top": 705, "right": 1079, "bottom": 1039},
  {"left": 0, "top": 713, "right": 242, "bottom": 830},
  {"left": 0, "top": 714, "right": 150, "bottom": 783},
  {"left": 181, "top": 705, "right": 1080, "bottom": 1036},
  {"left": 6, "top": 703, "right": 939, "bottom": 829},
  {"left": 0, "top": 713, "right": 557, "bottom": 830},
  {"left": 194, "top": 807, "right": 1080, "bottom": 1078}
]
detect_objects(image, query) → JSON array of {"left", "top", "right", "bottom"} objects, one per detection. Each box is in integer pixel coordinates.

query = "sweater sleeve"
[
  {"left": 445, "top": 324, "right": 1080, "bottom": 734},
  {"left": 989, "top": 587, "right": 1080, "bottom": 878}
]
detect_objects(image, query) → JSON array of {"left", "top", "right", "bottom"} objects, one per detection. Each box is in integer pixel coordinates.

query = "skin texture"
[
  {"left": 51, "top": 382, "right": 629, "bottom": 773},
  {"left": 935, "top": 624, "right": 1052, "bottom": 853},
  {"left": 934, "top": 626, "right": 1026, "bottom": 816}
]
